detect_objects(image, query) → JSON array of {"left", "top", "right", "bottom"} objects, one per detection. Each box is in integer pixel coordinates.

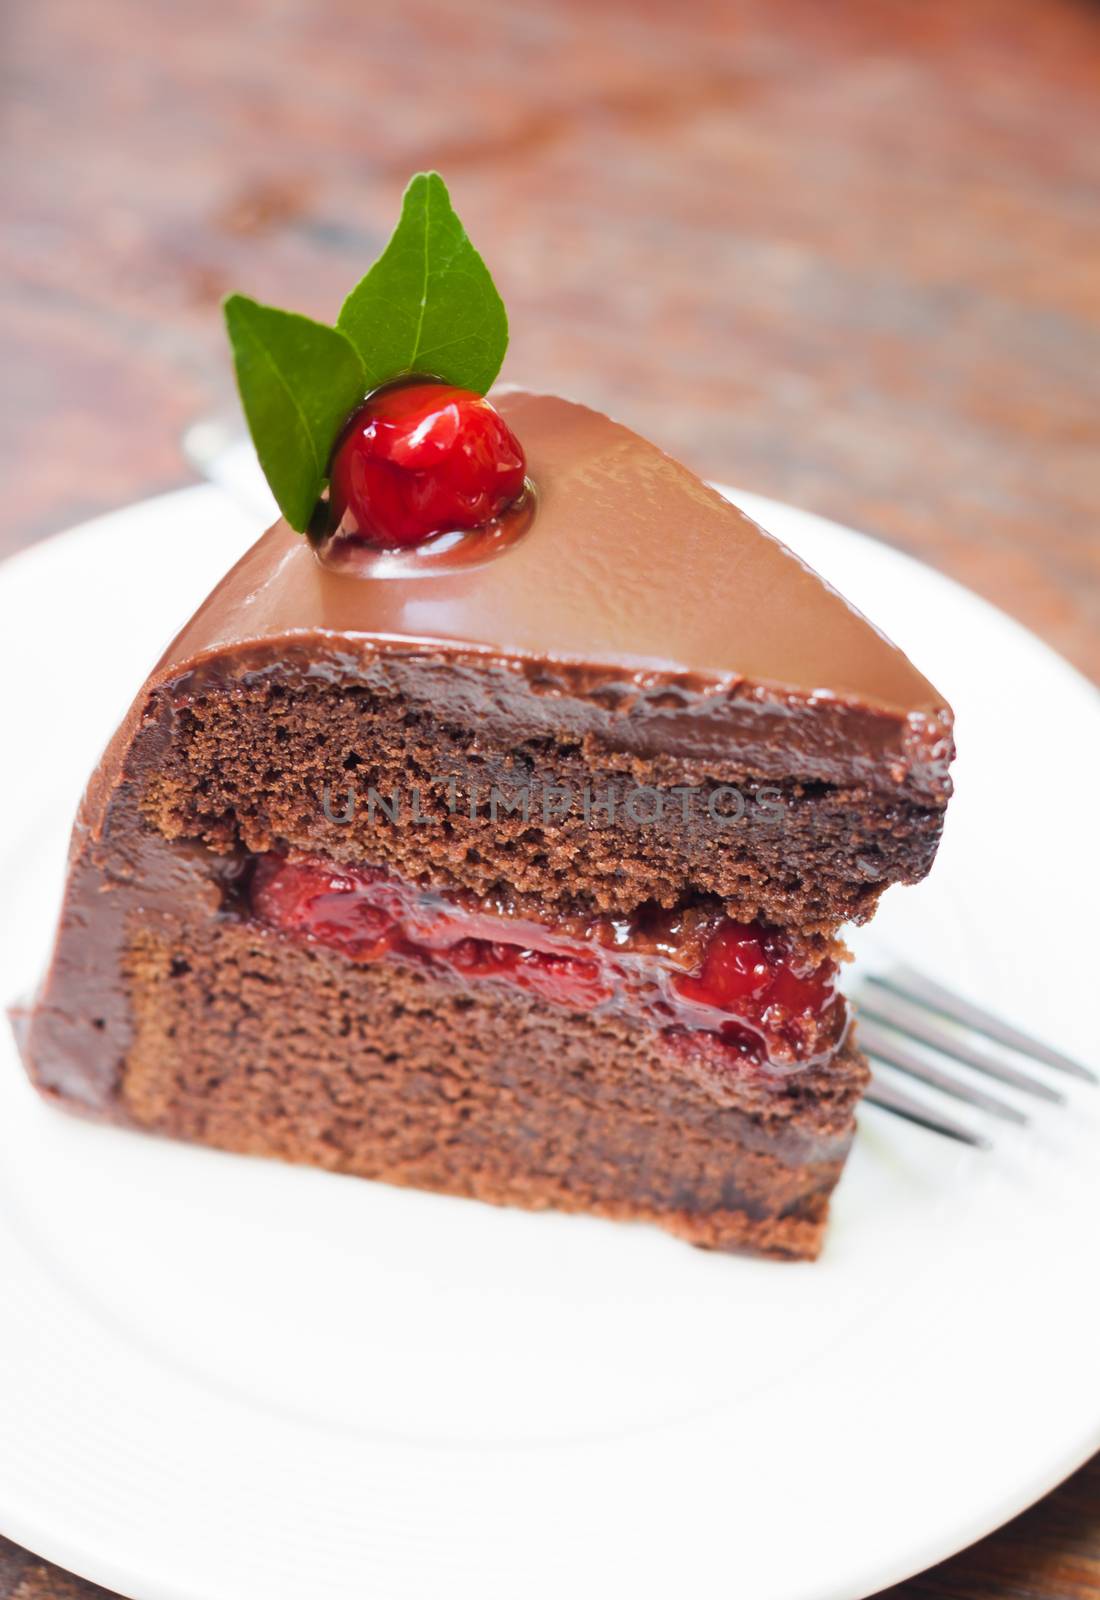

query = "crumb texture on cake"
[
  {"left": 138, "top": 664, "right": 947, "bottom": 931},
  {"left": 120, "top": 914, "right": 866, "bottom": 1260}
]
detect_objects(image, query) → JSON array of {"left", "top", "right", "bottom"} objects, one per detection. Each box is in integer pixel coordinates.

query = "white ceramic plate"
[{"left": 0, "top": 484, "right": 1097, "bottom": 1600}]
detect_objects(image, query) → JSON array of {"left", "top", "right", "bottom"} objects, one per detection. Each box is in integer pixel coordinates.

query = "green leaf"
[
  {"left": 337, "top": 172, "right": 508, "bottom": 394},
  {"left": 223, "top": 294, "right": 366, "bottom": 532}
]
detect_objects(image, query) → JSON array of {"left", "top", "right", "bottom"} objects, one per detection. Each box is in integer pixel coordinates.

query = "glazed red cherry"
[{"left": 327, "top": 381, "right": 527, "bottom": 548}]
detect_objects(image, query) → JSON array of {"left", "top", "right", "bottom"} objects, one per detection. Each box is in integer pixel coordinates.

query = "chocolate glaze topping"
[{"left": 145, "top": 390, "right": 953, "bottom": 801}]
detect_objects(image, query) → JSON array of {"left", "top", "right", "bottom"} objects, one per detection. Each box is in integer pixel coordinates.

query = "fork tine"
[
  {"left": 857, "top": 990, "right": 1066, "bottom": 1104},
  {"left": 857, "top": 1020, "right": 1029, "bottom": 1125},
  {"left": 868, "top": 966, "right": 1097, "bottom": 1084},
  {"left": 864, "top": 1075, "right": 991, "bottom": 1149}
]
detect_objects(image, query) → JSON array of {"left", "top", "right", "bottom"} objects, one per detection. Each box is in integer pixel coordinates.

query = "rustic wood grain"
[{"left": 1, "top": 0, "right": 1097, "bottom": 1596}]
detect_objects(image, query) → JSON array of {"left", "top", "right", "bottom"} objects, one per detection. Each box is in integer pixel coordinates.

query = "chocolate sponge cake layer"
[
  {"left": 120, "top": 917, "right": 865, "bottom": 1259},
  {"left": 140, "top": 651, "right": 949, "bottom": 931},
  {"left": 21, "top": 808, "right": 864, "bottom": 1258}
]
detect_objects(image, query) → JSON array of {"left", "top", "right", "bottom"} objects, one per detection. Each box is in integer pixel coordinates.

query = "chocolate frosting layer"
[
  {"left": 172, "top": 390, "right": 941, "bottom": 699},
  {"left": 147, "top": 390, "right": 952, "bottom": 800}
]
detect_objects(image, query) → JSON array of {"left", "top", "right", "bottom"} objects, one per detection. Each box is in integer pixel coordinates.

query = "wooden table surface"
[{"left": 2, "top": 0, "right": 1098, "bottom": 1595}]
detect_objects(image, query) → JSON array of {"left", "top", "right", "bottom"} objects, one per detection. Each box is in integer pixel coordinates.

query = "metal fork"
[{"left": 854, "top": 963, "right": 1097, "bottom": 1147}]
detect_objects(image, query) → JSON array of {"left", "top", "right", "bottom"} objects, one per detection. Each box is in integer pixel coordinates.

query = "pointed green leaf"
[
  {"left": 337, "top": 172, "right": 508, "bottom": 394},
  {"left": 223, "top": 294, "right": 366, "bottom": 532}
]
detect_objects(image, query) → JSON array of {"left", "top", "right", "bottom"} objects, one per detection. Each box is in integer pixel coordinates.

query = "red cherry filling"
[
  {"left": 249, "top": 854, "right": 844, "bottom": 1067},
  {"left": 672, "top": 923, "right": 832, "bottom": 1024},
  {"left": 327, "top": 381, "right": 527, "bottom": 548}
]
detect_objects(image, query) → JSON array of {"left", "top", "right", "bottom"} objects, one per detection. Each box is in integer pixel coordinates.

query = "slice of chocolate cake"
[{"left": 13, "top": 176, "right": 953, "bottom": 1259}]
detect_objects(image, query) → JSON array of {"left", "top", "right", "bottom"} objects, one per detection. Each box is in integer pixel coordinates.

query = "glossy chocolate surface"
[
  {"left": 149, "top": 390, "right": 953, "bottom": 800},
  {"left": 171, "top": 390, "right": 941, "bottom": 693}
]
